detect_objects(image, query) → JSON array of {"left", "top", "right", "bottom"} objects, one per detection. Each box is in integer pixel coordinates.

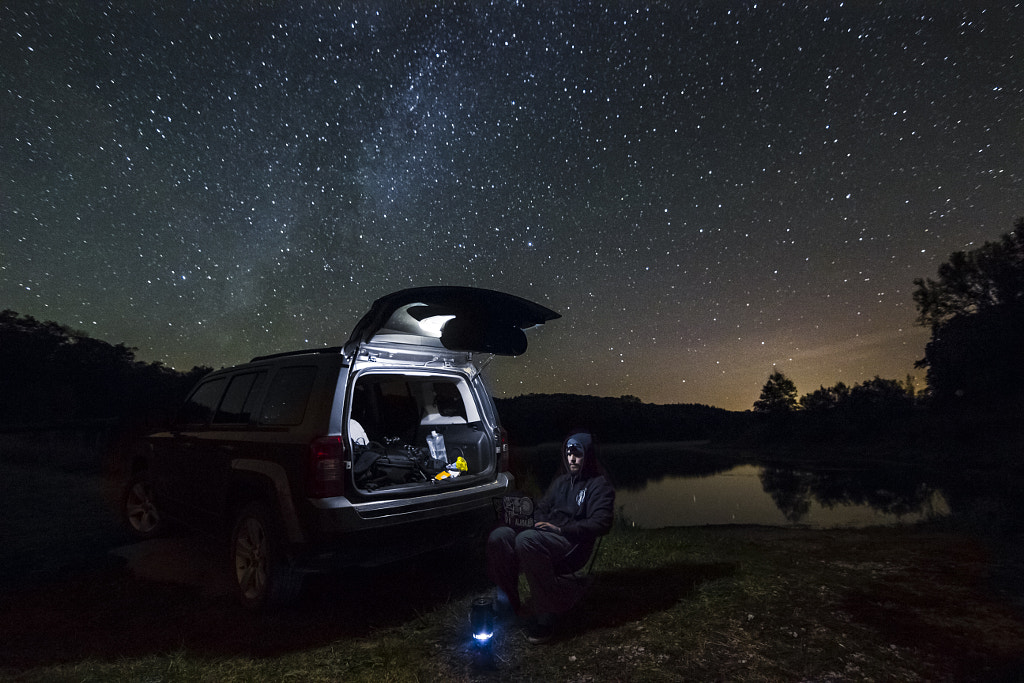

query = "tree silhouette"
[
  {"left": 913, "top": 218, "right": 1024, "bottom": 328},
  {"left": 913, "top": 218, "right": 1024, "bottom": 408},
  {"left": 0, "top": 309, "right": 209, "bottom": 428},
  {"left": 845, "top": 376, "right": 914, "bottom": 412},
  {"left": 754, "top": 370, "right": 798, "bottom": 413},
  {"left": 799, "top": 382, "right": 850, "bottom": 412}
]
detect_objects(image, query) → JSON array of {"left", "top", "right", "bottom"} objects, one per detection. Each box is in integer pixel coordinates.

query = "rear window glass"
[
  {"left": 259, "top": 366, "right": 316, "bottom": 426},
  {"left": 350, "top": 374, "right": 473, "bottom": 444},
  {"left": 214, "top": 372, "right": 267, "bottom": 424},
  {"left": 177, "top": 378, "right": 227, "bottom": 427}
]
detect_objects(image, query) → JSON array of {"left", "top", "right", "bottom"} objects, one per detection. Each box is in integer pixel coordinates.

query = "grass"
[
  {"left": 2, "top": 521, "right": 1022, "bottom": 682},
  {"left": 2, "top": 439, "right": 1023, "bottom": 682}
]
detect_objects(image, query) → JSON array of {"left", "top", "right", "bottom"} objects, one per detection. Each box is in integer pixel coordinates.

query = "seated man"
[{"left": 486, "top": 431, "right": 615, "bottom": 643}]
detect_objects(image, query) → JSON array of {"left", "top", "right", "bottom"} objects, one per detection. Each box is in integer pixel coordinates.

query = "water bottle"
[{"left": 427, "top": 430, "right": 447, "bottom": 467}]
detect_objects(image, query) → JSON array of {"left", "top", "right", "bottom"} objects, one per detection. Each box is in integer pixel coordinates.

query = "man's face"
[{"left": 566, "top": 443, "right": 585, "bottom": 473}]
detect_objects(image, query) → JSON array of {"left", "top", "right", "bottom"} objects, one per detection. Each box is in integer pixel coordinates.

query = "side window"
[
  {"left": 214, "top": 372, "right": 267, "bottom": 424},
  {"left": 430, "top": 381, "right": 467, "bottom": 421},
  {"left": 260, "top": 366, "right": 317, "bottom": 426},
  {"left": 176, "top": 378, "right": 227, "bottom": 427}
]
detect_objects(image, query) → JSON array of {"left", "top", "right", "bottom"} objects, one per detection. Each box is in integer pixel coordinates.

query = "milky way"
[{"left": 3, "top": 1, "right": 1022, "bottom": 410}]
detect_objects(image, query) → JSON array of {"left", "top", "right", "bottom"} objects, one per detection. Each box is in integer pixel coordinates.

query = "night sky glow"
[{"left": 3, "top": 2, "right": 1022, "bottom": 411}]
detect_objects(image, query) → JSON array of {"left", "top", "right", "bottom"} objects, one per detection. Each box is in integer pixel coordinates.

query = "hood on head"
[{"left": 562, "top": 431, "right": 600, "bottom": 478}]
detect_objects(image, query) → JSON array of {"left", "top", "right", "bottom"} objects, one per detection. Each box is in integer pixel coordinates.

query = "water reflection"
[
  {"left": 514, "top": 443, "right": 950, "bottom": 529},
  {"left": 761, "top": 465, "right": 946, "bottom": 524},
  {"left": 612, "top": 462, "right": 949, "bottom": 529}
]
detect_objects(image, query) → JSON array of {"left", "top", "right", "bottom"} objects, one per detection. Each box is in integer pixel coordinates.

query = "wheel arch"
[
  {"left": 229, "top": 459, "right": 306, "bottom": 544},
  {"left": 124, "top": 440, "right": 154, "bottom": 477}
]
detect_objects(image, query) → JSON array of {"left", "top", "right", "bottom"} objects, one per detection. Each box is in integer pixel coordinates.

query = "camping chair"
[
  {"left": 581, "top": 535, "right": 604, "bottom": 576},
  {"left": 561, "top": 535, "right": 604, "bottom": 587},
  {"left": 543, "top": 535, "right": 605, "bottom": 623}
]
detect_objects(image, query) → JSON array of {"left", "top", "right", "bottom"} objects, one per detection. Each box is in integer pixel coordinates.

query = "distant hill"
[{"left": 494, "top": 393, "right": 740, "bottom": 446}]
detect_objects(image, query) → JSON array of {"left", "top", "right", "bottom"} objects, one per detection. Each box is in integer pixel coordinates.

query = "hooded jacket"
[{"left": 534, "top": 432, "right": 615, "bottom": 566}]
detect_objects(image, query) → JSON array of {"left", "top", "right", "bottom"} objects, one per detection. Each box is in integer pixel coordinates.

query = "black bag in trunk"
[{"left": 354, "top": 442, "right": 439, "bottom": 489}]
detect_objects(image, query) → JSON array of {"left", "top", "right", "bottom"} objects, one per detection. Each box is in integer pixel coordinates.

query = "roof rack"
[{"left": 249, "top": 346, "right": 344, "bottom": 362}]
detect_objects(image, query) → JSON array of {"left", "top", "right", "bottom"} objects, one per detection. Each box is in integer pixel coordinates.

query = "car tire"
[
  {"left": 231, "top": 501, "right": 303, "bottom": 610},
  {"left": 122, "top": 473, "right": 164, "bottom": 539}
]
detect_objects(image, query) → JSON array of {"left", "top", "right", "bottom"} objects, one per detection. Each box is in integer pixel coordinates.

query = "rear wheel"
[
  {"left": 122, "top": 473, "right": 163, "bottom": 539},
  {"left": 231, "top": 501, "right": 303, "bottom": 610}
]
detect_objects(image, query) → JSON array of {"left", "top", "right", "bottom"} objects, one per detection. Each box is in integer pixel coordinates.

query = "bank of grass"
[{"left": 4, "top": 522, "right": 1023, "bottom": 682}]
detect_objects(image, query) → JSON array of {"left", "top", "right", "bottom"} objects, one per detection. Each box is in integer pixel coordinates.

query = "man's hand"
[{"left": 534, "top": 521, "right": 561, "bottom": 534}]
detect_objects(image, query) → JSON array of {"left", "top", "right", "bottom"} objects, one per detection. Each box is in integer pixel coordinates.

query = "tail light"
[
  {"left": 496, "top": 426, "right": 510, "bottom": 472},
  {"left": 309, "top": 436, "right": 346, "bottom": 498}
]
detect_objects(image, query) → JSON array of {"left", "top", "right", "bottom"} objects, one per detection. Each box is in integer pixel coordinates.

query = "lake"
[
  {"left": 514, "top": 442, "right": 952, "bottom": 530},
  {"left": 614, "top": 463, "right": 950, "bottom": 529}
]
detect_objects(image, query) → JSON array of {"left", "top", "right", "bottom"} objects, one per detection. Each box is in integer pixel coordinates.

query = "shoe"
[{"left": 526, "top": 615, "right": 555, "bottom": 644}]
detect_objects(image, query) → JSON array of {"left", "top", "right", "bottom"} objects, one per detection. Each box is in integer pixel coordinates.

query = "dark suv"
[{"left": 122, "top": 287, "right": 558, "bottom": 608}]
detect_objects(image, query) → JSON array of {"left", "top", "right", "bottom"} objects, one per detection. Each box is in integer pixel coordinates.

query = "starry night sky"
[{"left": 3, "top": 2, "right": 1022, "bottom": 411}]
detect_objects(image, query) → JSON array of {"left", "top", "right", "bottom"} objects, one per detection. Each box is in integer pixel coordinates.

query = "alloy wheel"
[
  {"left": 234, "top": 515, "right": 269, "bottom": 602},
  {"left": 125, "top": 480, "right": 160, "bottom": 535}
]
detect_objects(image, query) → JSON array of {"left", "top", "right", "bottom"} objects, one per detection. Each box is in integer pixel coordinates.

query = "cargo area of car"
[{"left": 347, "top": 372, "right": 493, "bottom": 494}]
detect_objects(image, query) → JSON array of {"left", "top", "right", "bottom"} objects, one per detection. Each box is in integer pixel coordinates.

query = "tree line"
[
  {"left": 0, "top": 311, "right": 210, "bottom": 431},
  {"left": 755, "top": 371, "right": 916, "bottom": 416},
  {"left": 745, "top": 219, "right": 1022, "bottom": 464},
  {"left": 494, "top": 393, "right": 736, "bottom": 446},
  {"left": 753, "top": 217, "right": 1023, "bottom": 419}
]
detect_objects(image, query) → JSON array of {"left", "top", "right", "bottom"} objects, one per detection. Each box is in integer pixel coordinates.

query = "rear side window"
[
  {"left": 177, "top": 378, "right": 227, "bottom": 427},
  {"left": 214, "top": 372, "right": 267, "bottom": 424},
  {"left": 260, "top": 366, "right": 317, "bottom": 426}
]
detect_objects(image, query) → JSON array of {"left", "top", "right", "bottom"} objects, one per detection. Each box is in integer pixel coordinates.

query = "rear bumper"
[
  {"left": 296, "top": 507, "right": 494, "bottom": 571},
  {"left": 293, "top": 472, "right": 513, "bottom": 570}
]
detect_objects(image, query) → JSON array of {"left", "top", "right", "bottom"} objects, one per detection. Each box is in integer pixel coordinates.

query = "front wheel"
[{"left": 231, "top": 501, "right": 303, "bottom": 610}]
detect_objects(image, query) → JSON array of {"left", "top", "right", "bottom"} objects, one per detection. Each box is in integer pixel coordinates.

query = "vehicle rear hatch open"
[
  {"left": 344, "top": 285, "right": 560, "bottom": 358},
  {"left": 343, "top": 287, "right": 559, "bottom": 497}
]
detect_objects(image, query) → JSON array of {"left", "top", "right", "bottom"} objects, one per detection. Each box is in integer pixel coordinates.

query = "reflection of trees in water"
[
  {"left": 760, "top": 468, "right": 814, "bottom": 523},
  {"left": 760, "top": 466, "right": 941, "bottom": 523},
  {"left": 512, "top": 445, "right": 738, "bottom": 493},
  {"left": 601, "top": 448, "right": 737, "bottom": 491}
]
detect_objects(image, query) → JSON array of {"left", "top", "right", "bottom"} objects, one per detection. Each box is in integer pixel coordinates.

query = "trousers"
[{"left": 485, "top": 526, "right": 587, "bottom": 616}]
